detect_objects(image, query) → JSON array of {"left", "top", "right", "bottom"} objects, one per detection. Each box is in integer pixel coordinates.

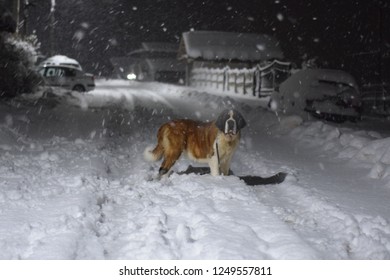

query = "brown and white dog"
[{"left": 144, "top": 109, "right": 246, "bottom": 178}]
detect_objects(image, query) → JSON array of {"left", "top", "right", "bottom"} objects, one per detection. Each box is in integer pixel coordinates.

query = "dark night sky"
[{"left": 22, "top": 0, "right": 390, "bottom": 84}]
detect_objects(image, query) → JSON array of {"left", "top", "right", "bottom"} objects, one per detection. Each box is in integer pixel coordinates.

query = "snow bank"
[{"left": 290, "top": 121, "right": 390, "bottom": 181}]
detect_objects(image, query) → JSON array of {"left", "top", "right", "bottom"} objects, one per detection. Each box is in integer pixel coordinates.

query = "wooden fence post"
[
  {"left": 243, "top": 72, "right": 246, "bottom": 95},
  {"left": 253, "top": 65, "right": 261, "bottom": 97}
]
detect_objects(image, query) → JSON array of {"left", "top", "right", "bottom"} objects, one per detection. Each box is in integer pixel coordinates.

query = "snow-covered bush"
[{"left": 0, "top": 33, "right": 43, "bottom": 98}]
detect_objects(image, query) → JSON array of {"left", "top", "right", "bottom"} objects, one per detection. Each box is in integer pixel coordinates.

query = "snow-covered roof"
[
  {"left": 179, "top": 31, "right": 284, "bottom": 62},
  {"left": 39, "top": 55, "right": 82, "bottom": 70},
  {"left": 110, "top": 57, "right": 138, "bottom": 68},
  {"left": 128, "top": 42, "right": 179, "bottom": 57},
  {"left": 140, "top": 42, "right": 178, "bottom": 53},
  {"left": 144, "top": 58, "right": 185, "bottom": 72},
  {"left": 110, "top": 56, "right": 185, "bottom": 73}
]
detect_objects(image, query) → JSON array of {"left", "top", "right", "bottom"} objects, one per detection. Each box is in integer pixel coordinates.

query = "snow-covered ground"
[{"left": 0, "top": 79, "right": 389, "bottom": 259}]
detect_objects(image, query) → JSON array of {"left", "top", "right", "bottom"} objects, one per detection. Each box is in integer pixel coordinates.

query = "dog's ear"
[
  {"left": 215, "top": 109, "right": 247, "bottom": 132},
  {"left": 234, "top": 110, "right": 247, "bottom": 130}
]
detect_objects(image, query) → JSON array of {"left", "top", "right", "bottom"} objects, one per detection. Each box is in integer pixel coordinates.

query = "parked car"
[
  {"left": 37, "top": 65, "right": 95, "bottom": 92},
  {"left": 270, "top": 69, "right": 362, "bottom": 122}
]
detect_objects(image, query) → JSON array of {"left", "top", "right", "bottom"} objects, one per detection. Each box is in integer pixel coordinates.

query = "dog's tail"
[{"left": 143, "top": 143, "right": 164, "bottom": 162}]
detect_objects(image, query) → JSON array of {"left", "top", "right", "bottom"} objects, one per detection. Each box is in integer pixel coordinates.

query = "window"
[
  {"left": 45, "top": 67, "right": 65, "bottom": 77},
  {"left": 64, "top": 68, "right": 77, "bottom": 77}
]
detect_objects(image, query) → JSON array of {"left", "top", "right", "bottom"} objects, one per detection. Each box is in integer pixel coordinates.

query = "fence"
[{"left": 189, "top": 60, "right": 291, "bottom": 98}]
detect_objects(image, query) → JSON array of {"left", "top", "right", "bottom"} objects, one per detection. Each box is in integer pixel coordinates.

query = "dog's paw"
[
  {"left": 145, "top": 173, "right": 155, "bottom": 182},
  {"left": 145, "top": 170, "right": 174, "bottom": 182}
]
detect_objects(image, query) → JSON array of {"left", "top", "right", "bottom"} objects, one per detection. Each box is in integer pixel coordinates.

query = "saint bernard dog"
[{"left": 144, "top": 109, "right": 246, "bottom": 178}]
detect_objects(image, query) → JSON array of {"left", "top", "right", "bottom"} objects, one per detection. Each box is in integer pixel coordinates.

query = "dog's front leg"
[
  {"left": 219, "top": 152, "right": 234, "bottom": 175},
  {"left": 209, "top": 153, "right": 220, "bottom": 176},
  {"left": 219, "top": 160, "right": 230, "bottom": 176}
]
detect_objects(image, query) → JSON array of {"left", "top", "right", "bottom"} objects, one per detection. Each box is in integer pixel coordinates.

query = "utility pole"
[
  {"left": 378, "top": 5, "right": 383, "bottom": 88},
  {"left": 22, "top": 0, "right": 35, "bottom": 35},
  {"left": 11, "top": 0, "right": 20, "bottom": 34},
  {"left": 49, "top": 0, "right": 55, "bottom": 55}
]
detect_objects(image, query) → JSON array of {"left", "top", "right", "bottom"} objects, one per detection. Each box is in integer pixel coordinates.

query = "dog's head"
[{"left": 215, "top": 109, "right": 246, "bottom": 137}]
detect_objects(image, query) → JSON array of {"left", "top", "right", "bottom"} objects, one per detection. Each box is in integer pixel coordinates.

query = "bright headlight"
[{"left": 126, "top": 73, "right": 137, "bottom": 80}]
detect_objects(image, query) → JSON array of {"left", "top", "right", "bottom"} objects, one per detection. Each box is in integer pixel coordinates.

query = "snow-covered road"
[{"left": 0, "top": 79, "right": 389, "bottom": 259}]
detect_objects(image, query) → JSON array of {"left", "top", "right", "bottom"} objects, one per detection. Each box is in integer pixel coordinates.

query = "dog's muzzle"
[{"left": 224, "top": 118, "right": 237, "bottom": 135}]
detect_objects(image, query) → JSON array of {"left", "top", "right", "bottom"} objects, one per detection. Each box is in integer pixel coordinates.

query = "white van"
[
  {"left": 37, "top": 55, "right": 95, "bottom": 92},
  {"left": 37, "top": 65, "right": 95, "bottom": 92}
]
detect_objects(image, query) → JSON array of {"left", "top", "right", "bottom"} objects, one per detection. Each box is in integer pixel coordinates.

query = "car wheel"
[{"left": 72, "top": 85, "right": 86, "bottom": 92}]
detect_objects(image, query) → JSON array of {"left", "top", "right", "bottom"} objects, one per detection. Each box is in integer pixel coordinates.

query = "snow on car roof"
[
  {"left": 310, "top": 69, "right": 359, "bottom": 88},
  {"left": 180, "top": 30, "right": 284, "bottom": 61},
  {"left": 39, "top": 55, "right": 82, "bottom": 70}
]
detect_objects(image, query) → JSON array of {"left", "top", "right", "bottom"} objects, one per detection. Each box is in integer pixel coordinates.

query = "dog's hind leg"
[{"left": 159, "top": 150, "right": 182, "bottom": 177}]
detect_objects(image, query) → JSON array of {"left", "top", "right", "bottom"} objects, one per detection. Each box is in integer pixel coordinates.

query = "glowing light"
[{"left": 127, "top": 73, "right": 137, "bottom": 80}]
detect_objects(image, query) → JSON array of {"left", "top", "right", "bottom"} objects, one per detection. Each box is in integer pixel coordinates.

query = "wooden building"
[{"left": 178, "top": 30, "right": 290, "bottom": 96}]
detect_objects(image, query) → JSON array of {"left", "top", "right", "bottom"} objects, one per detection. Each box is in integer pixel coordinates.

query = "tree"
[
  {"left": 0, "top": 1, "right": 16, "bottom": 33},
  {"left": 1, "top": 2, "right": 42, "bottom": 98}
]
